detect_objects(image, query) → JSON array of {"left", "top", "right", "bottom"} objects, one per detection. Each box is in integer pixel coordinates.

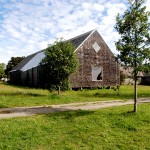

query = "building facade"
[{"left": 10, "top": 30, "right": 120, "bottom": 88}]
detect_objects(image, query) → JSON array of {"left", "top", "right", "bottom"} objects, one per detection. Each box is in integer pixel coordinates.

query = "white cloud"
[
  {"left": 0, "top": 0, "right": 149, "bottom": 64},
  {"left": 93, "top": 3, "right": 105, "bottom": 12},
  {"left": 145, "top": 0, "right": 150, "bottom": 11}
]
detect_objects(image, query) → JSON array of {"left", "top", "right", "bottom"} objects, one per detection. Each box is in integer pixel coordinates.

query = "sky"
[{"left": 0, "top": 0, "right": 150, "bottom": 64}]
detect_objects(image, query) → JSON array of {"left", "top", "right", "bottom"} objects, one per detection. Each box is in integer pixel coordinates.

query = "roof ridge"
[
  {"left": 66, "top": 29, "right": 95, "bottom": 42},
  {"left": 27, "top": 49, "right": 45, "bottom": 57}
]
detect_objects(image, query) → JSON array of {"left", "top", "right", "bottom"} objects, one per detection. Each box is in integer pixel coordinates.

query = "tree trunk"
[
  {"left": 134, "top": 78, "right": 137, "bottom": 112},
  {"left": 58, "top": 86, "right": 60, "bottom": 95}
]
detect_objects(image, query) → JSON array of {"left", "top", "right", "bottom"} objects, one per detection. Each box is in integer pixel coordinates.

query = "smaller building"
[
  {"left": 141, "top": 73, "right": 150, "bottom": 85},
  {"left": 120, "top": 66, "right": 144, "bottom": 85}
]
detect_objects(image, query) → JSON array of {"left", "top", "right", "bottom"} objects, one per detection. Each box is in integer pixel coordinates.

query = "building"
[
  {"left": 10, "top": 30, "right": 120, "bottom": 88},
  {"left": 141, "top": 73, "right": 150, "bottom": 85}
]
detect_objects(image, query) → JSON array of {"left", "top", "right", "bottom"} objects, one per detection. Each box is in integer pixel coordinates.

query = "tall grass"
[{"left": 0, "top": 82, "right": 150, "bottom": 108}]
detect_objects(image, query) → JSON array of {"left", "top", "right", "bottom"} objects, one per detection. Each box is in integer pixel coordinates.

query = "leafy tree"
[
  {"left": 143, "top": 63, "right": 150, "bottom": 74},
  {"left": 115, "top": 0, "right": 150, "bottom": 112},
  {"left": 5, "top": 56, "right": 25, "bottom": 78},
  {"left": 41, "top": 40, "right": 78, "bottom": 94},
  {"left": 0, "top": 63, "right": 5, "bottom": 79}
]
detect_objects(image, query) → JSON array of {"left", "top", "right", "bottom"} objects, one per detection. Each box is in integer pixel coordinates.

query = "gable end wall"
[{"left": 69, "top": 30, "right": 120, "bottom": 88}]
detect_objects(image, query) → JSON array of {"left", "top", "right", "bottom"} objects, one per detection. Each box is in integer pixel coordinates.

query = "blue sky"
[{"left": 0, "top": 0, "right": 149, "bottom": 64}]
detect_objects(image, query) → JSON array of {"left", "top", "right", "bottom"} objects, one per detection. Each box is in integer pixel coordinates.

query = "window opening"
[{"left": 92, "top": 66, "right": 103, "bottom": 81}]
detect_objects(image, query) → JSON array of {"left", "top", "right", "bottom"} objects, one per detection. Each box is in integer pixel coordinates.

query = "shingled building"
[{"left": 10, "top": 30, "right": 120, "bottom": 88}]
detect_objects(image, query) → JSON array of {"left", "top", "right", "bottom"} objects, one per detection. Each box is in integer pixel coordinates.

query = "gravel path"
[{"left": 0, "top": 98, "right": 150, "bottom": 119}]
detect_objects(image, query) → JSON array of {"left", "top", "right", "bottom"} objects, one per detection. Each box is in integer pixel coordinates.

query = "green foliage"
[
  {"left": 143, "top": 63, "right": 150, "bottom": 74},
  {"left": 41, "top": 40, "right": 78, "bottom": 90},
  {"left": 115, "top": 1, "right": 150, "bottom": 76},
  {"left": 0, "top": 104, "right": 150, "bottom": 149},
  {"left": 48, "top": 79, "right": 69, "bottom": 92},
  {"left": 5, "top": 56, "right": 25, "bottom": 78},
  {"left": 0, "top": 63, "right": 5, "bottom": 79}
]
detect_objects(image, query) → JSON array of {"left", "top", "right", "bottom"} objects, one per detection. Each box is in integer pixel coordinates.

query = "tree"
[
  {"left": 5, "top": 56, "right": 25, "bottom": 78},
  {"left": 115, "top": 0, "right": 150, "bottom": 112},
  {"left": 41, "top": 40, "right": 78, "bottom": 94},
  {"left": 0, "top": 63, "right": 5, "bottom": 79}
]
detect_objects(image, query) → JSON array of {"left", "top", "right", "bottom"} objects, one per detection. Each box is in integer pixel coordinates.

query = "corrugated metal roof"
[{"left": 11, "top": 30, "right": 94, "bottom": 72}]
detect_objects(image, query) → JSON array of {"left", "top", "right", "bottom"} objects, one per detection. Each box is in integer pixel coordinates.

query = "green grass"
[
  {"left": 0, "top": 82, "right": 150, "bottom": 108},
  {"left": 0, "top": 104, "right": 150, "bottom": 150}
]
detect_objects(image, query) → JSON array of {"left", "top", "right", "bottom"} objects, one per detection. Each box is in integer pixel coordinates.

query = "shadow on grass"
[
  {"left": 79, "top": 92, "right": 134, "bottom": 99},
  {"left": 45, "top": 110, "right": 94, "bottom": 120},
  {"left": 2, "top": 82, "right": 37, "bottom": 90},
  {"left": 120, "top": 111, "right": 137, "bottom": 117},
  {"left": 49, "top": 93, "right": 60, "bottom": 99},
  {"left": 0, "top": 92, "right": 44, "bottom": 97},
  {"left": 108, "top": 110, "right": 139, "bottom": 131}
]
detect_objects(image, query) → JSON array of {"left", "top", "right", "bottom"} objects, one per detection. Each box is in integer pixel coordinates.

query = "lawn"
[
  {"left": 0, "top": 82, "right": 150, "bottom": 108},
  {"left": 0, "top": 104, "right": 150, "bottom": 150}
]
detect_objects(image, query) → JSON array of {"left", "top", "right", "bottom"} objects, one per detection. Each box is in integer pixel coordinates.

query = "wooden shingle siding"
[{"left": 69, "top": 30, "right": 120, "bottom": 88}]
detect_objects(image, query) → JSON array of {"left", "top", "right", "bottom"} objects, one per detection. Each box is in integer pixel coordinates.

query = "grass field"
[
  {"left": 0, "top": 104, "right": 150, "bottom": 150},
  {"left": 0, "top": 82, "right": 150, "bottom": 108}
]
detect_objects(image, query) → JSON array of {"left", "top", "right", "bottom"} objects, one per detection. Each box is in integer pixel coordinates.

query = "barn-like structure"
[
  {"left": 141, "top": 74, "right": 150, "bottom": 85},
  {"left": 10, "top": 30, "right": 120, "bottom": 88}
]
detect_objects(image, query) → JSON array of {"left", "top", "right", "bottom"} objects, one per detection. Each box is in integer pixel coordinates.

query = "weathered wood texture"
[{"left": 69, "top": 30, "right": 120, "bottom": 88}]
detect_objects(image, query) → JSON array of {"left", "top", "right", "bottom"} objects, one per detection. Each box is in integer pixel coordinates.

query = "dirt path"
[{"left": 0, "top": 98, "right": 150, "bottom": 119}]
